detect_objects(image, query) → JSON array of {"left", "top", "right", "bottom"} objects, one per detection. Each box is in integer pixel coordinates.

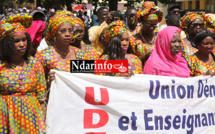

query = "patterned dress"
[
  {"left": 73, "top": 43, "right": 100, "bottom": 60},
  {"left": 129, "top": 35, "right": 154, "bottom": 58},
  {"left": 98, "top": 54, "right": 142, "bottom": 76},
  {"left": 181, "top": 40, "right": 215, "bottom": 64},
  {"left": 188, "top": 54, "right": 215, "bottom": 76},
  {"left": 35, "top": 47, "right": 79, "bottom": 73},
  {"left": 181, "top": 40, "right": 198, "bottom": 63},
  {"left": 0, "top": 57, "right": 46, "bottom": 134}
]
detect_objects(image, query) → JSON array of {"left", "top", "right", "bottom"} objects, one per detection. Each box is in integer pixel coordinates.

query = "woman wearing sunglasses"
[
  {"left": 180, "top": 12, "right": 209, "bottom": 63},
  {"left": 129, "top": 1, "right": 163, "bottom": 65}
]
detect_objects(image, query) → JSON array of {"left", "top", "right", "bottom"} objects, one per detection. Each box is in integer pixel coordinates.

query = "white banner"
[{"left": 46, "top": 70, "right": 215, "bottom": 134}]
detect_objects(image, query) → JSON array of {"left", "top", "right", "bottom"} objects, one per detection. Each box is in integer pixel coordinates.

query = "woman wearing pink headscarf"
[{"left": 143, "top": 26, "right": 190, "bottom": 77}]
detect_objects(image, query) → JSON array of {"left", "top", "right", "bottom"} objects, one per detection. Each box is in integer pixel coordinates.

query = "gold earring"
[
  {"left": 54, "top": 37, "right": 56, "bottom": 43},
  {"left": 71, "top": 38, "right": 75, "bottom": 43}
]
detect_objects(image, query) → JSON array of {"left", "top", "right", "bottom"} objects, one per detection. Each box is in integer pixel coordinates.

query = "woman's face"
[
  {"left": 188, "top": 18, "right": 204, "bottom": 36},
  {"left": 13, "top": 33, "right": 28, "bottom": 57},
  {"left": 121, "top": 33, "right": 129, "bottom": 54},
  {"left": 73, "top": 24, "right": 85, "bottom": 42},
  {"left": 142, "top": 19, "right": 158, "bottom": 34},
  {"left": 198, "top": 36, "right": 214, "bottom": 55},
  {"left": 55, "top": 24, "right": 73, "bottom": 45},
  {"left": 99, "top": 27, "right": 108, "bottom": 47},
  {"left": 170, "top": 32, "right": 181, "bottom": 55}
]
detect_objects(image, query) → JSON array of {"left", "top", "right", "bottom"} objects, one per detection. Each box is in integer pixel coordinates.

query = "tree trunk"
[
  {"left": 109, "top": 0, "right": 118, "bottom": 11},
  {"left": 54, "top": 0, "right": 62, "bottom": 10},
  {"left": 36, "top": 0, "right": 42, "bottom": 7}
]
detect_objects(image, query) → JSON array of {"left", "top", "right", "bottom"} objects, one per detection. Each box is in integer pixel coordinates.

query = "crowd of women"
[{"left": 1, "top": 1, "right": 215, "bottom": 133}]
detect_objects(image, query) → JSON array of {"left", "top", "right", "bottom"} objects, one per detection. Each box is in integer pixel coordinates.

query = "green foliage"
[
  {"left": 3, "top": 0, "right": 176, "bottom": 11},
  {"left": 125, "top": 0, "right": 176, "bottom": 6},
  {"left": 43, "top": 0, "right": 55, "bottom": 9},
  {"left": 16, "top": 0, "right": 34, "bottom": 5},
  {"left": 0, "top": 0, "right": 14, "bottom": 8}
]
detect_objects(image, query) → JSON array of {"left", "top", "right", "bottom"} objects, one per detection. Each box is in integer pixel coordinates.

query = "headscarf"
[
  {"left": 180, "top": 11, "right": 206, "bottom": 33},
  {"left": 136, "top": 1, "right": 163, "bottom": 23},
  {"left": 88, "top": 26, "right": 99, "bottom": 46},
  {"left": 26, "top": 20, "right": 45, "bottom": 46},
  {"left": 48, "top": 10, "right": 73, "bottom": 25},
  {"left": 94, "top": 21, "right": 108, "bottom": 55},
  {"left": 205, "top": 13, "right": 215, "bottom": 34},
  {"left": 50, "top": 11, "right": 85, "bottom": 32},
  {"left": 55, "top": 10, "right": 73, "bottom": 17},
  {"left": 104, "top": 20, "right": 128, "bottom": 44},
  {"left": 143, "top": 26, "right": 190, "bottom": 77},
  {"left": 71, "top": 17, "right": 85, "bottom": 31},
  {"left": 0, "top": 13, "right": 32, "bottom": 40},
  {"left": 45, "top": 14, "right": 73, "bottom": 46}
]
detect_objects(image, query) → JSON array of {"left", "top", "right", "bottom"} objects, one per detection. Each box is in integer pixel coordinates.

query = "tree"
[
  {"left": 0, "top": 0, "right": 8, "bottom": 10},
  {"left": 146, "top": 0, "right": 176, "bottom": 5},
  {"left": 36, "top": 0, "right": 42, "bottom": 7},
  {"left": 108, "top": 0, "right": 118, "bottom": 11},
  {"left": 16, "top": 0, "right": 34, "bottom": 6},
  {"left": 5, "top": 0, "right": 177, "bottom": 12}
]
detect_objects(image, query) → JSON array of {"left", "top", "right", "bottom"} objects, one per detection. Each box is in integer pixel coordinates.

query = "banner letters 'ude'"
[{"left": 46, "top": 70, "right": 215, "bottom": 134}]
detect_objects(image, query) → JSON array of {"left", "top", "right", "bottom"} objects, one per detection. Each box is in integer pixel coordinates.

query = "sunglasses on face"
[
  {"left": 128, "top": 14, "right": 135, "bottom": 18},
  {"left": 14, "top": 37, "right": 27, "bottom": 43},
  {"left": 74, "top": 30, "right": 84, "bottom": 34},
  {"left": 191, "top": 23, "right": 204, "bottom": 28},
  {"left": 144, "top": 23, "right": 157, "bottom": 28},
  {"left": 171, "top": 11, "right": 180, "bottom": 14}
]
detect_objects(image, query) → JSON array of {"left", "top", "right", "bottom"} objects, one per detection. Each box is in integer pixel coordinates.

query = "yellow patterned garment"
[
  {"left": 104, "top": 20, "right": 128, "bottom": 44},
  {"left": 180, "top": 12, "right": 206, "bottom": 33},
  {"left": 0, "top": 57, "right": 46, "bottom": 133},
  {"left": 45, "top": 14, "right": 73, "bottom": 46},
  {"left": 129, "top": 35, "right": 154, "bottom": 65},
  {"left": 136, "top": 1, "right": 163, "bottom": 23},
  {"left": 35, "top": 47, "right": 83, "bottom": 73},
  {"left": 73, "top": 42, "right": 100, "bottom": 60},
  {"left": 188, "top": 54, "right": 215, "bottom": 76},
  {"left": 180, "top": 40, "right": 198, "bottom": 62},
  {"left": 0, "top": 13, "right": 32, "bottom": 40},
  {"left": 55, "top": 10, "right": 73, "bottom": 17}
]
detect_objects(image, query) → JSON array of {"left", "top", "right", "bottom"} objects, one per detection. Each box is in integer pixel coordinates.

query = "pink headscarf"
[
  {"left": 26, "top": 20, "right": 45, "bottom": 46},
  {"left": 143, "top": 26, "right": 190, "bottom": 77}
]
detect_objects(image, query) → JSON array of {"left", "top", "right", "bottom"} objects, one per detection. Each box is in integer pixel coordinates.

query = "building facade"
[{"left": 176, "top": 0, "right": 215, "bottom": 12}]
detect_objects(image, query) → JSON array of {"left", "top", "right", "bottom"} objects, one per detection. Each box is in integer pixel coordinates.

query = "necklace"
[
  {"left": 10, "top": 60, "right": 24, "bottom": 68},
  {"left": 140, "top": 32, "right": 155, "bottom": 45},
  {"left": 54, "top": 44, "right": 70, "bottom": 59}
]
